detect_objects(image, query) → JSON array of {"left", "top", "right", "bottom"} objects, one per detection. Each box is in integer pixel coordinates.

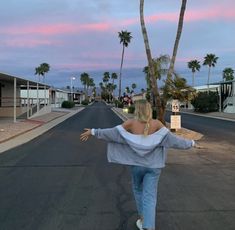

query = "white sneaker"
[{"left": 136, "top": 219, "right": 143, "bottom": 230}]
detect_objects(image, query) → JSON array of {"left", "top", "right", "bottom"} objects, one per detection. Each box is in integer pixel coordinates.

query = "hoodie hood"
[{"left": 116, "top": 125, "right": 169, "bottom": 156}]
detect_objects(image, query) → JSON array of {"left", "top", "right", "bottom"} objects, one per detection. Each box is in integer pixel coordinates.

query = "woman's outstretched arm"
[
  {"left": 80, "top": 128, "right": 92, "bottom": 142},
  {"left": 80, "top": 126, "right": 125, "bottom": 143}
]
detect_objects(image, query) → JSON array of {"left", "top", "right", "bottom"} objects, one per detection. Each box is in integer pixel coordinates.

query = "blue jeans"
[{"left": 130, "top": 166, "right": 161, "bottom": 229}]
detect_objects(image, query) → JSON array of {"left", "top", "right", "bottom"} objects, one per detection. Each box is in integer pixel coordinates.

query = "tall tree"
[
  {"left": 223, "top": 67, "right": 234, "bottom": 81},
  {"left": 35, "top": 63, "right": 50, "bottom": 83},
  {"left": 80, "top": 72, "right": 90, "bottom": 99},
  {"left": 187, "top": 59, "right": 201, "bottom": 87},
  {"left": 163, "top": 74, "right": 195, "bottom": 102},
  {"left": 140, "top": 0, "right": 162, "bottom": 118},
  {"left": 102, "top": 72, "right": 110, "bottom": 86},
  {"left": 111, "top": 72, "right": 118, "bottom": 99},
  {"left": 131, "top": 83, "right": 137, "bottom": 93},
  {"left": 111, "top": 72, "right": 118, "bottom": 85},
  {"left": 143, "top": 55, "right": 170, "bottom": 105},
  {"left": 125, "top": 86, "right": 130, "bottom": 94},
  {"left": 140, "top": 0, "right": 188, "bottom": 123},
  {"left": 87, "top": 77, "right": 95, "bottom": 91},
  {"left": 203, "top": 53, "right": 219, "bottom": 90},
  {"left": 118, "top": 30, "right": 132, "bottom": 98},
  {"left": 167, "top": 0, "right": 187, "bottom": 81}
]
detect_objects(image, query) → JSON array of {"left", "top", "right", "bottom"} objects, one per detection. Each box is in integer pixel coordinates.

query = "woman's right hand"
[{"left": 80, "top": 128, "right": 92, "bottom": 142}]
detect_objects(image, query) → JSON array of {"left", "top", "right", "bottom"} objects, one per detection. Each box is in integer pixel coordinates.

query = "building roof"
[
  {"left": 209, "top": 79, "right": 235, "bottom": 85},
  {"left": 193, "top": 85, "right": 219, "bottom": 90},
  {"left": 0, "top": 72, "right": 50, "bottom": 88}
]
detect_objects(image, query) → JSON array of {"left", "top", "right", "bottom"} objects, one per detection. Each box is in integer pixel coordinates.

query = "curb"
[{"left": 111, "top": 107, "right": 129, "bottom": 121}]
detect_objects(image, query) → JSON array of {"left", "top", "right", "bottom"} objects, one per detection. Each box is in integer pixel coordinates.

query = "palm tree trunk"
[
  {"left": 140, "top": 0, "right": 164, "bottom": 122},
  {"left": 118, "top": 45, "right": 125, "bottom": 98},
  {"left": 207, "top": 66, "right": 211, "bottom": 92},
  {"left": 167, "top": 0, "right": 187, "bottom": 80},
  {"left": 164, "top": 0, "right": 187, "bottom": 123},
  {"left": 83, "top": 85, "right": 87, "bottom": 100},
  {"left": 192, "top": 72, "right": 195, "bottom": 87}
]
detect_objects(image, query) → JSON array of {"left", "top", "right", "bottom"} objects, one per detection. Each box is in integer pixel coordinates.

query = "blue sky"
[{"left": 0, "top": 0, "right": 234, "bottom": 89}]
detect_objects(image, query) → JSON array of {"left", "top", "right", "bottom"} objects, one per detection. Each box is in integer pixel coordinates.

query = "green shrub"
[
  {"left": 115, "top": 100, "right": 124, "bottom": 108},
  {"left": 191, "top": 91, "right": 219, "bottom": 113},
  {"left": 128, "top": 105, "right": 135, "bottom": 114},
  {"left": 61, "top": 100, "right": 75, "bottom": 108},
  {"left": 81, "top": 99, "right": 89, "bottom": 105}
]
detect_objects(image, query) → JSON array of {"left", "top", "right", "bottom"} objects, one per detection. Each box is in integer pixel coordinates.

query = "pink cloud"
[
  {"left": 1, "top": 4, "right": 234, "bottom": 41},
  {"left": 80, "top": 51, "right": 120, "bottom": 59},
  {"left": 4, "top": 39, "right": 62, "bottom": 48},
  {"left": 79, "top": 23, "right": 111, "bottom": 31},
  {"left": 122, "top": 5, "right": 235, "bottom": 26},
  {"left": 2, "top": 22, "right": 112, "bottom": 36},
  {"left": 56, "top": 62, "right": 119, "bottom": 70},
  {"left": 146, "top": 13, "right": 178, "bottom": 23},
  {"left": 185, "top": 6, "right": 235, "bottom": 22}
]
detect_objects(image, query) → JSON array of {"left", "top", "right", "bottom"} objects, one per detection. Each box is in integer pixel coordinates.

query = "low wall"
[{"left": 0, "top": 107, "right": 27, "bottom": 117}]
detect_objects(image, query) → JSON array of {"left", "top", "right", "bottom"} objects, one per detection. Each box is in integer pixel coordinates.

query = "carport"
[{"left": 0, "top": 72, "right": 50, "bottom": 122}]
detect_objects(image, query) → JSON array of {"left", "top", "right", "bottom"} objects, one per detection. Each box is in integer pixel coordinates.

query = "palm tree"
[
  {"left": 80, "top": 72, "right": 90, "bottom": 99},
  {"left": 35, "top": 67, "right": 43, "bottom": 82},
  {"left": 111, "top": 72, "right": 118, "bottom": 99},
  {"left": 99, "top": 82, "right": 104, "bottom": 89},
  {"left": 35, "top": 63, "right": 50, "bottom": 83},
  {"left": 125, "top": 86, "right": 130, "bottom": 94},
  {"left": 87, "top": 77, "right": 95, "bottom": 92},
  {"left": 163, "top": 74, "right": 194, "bottom": 101},
  {"left": 102, "top": 72, "right": 110, "bottom": 86},
  {"left": 187, "top": 59, "right": 201, "bottom": 87},
  {"left": 203, "top": 53, "right": 219, "bottom": 90},
  {"left": 106, "top": 83, "right": 114, "bottom": 102},
  {"left": 223, "top": 67, "right": 234, "bottom": 81},
  {"left": 131, "top": 83, "right": 137, "bottom": 93},
  {"left": 140, "top": 0, "right": 188, "bottom": 123},
  {"left": 111, "top": 72, "right": 118, "bottom": 85},
  {"left": 140, "top": 0, "right": 161, "bottom": 117},
  {"left": 167, "top": 0, "right": 187, "bottom": 80},
  {"left": 118, "top": 30, "right": 132, "bottom": 98},
  {"left": 143, "top": 55, "right": 170, "bottom": 108}
]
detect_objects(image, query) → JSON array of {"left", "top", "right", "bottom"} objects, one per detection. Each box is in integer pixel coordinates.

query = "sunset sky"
[{"left": 0, "top": 0, "right": 234, "bottom": 88}]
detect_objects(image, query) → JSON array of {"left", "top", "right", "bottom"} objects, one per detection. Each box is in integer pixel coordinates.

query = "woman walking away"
[{"left": 80, "top": 99, "right": 198, "bottom": 230}]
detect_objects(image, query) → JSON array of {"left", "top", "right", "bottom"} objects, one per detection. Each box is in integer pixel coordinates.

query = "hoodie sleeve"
[
  {"left": 160, "top": 131, "right": 194, "bottom": 149},
  {"left": 92, "top": 127, "right": 124, "bottom": 143}
]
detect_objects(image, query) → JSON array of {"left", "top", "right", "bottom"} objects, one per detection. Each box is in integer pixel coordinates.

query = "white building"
[{"left": 0, "top": 72, "right": 50, "bottom": 122}]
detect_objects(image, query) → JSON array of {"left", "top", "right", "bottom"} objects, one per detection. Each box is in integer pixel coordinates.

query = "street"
[
  {"left": 0, "top": 102, "right": 234, "bottom": 230},
  {"left": 165, "top": 111, "right": 235, "bottom": 144}
]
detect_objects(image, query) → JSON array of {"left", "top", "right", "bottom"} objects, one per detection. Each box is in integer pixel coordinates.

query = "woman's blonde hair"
[{"left": 134, "top": 99, "right": 152, "bottom": 136}]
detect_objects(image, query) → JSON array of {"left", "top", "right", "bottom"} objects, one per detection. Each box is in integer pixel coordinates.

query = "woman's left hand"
[{"left": 80, "top": 128, "right": 92, "bottom": 142}]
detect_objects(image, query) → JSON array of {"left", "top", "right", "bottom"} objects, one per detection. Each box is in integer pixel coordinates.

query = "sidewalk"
[{"left": 0, "top": 107, "right": 84, "bottom": 153}]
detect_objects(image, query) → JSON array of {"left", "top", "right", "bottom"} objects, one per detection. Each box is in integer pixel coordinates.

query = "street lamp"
[{"left": 70, "top": 76, "right": 76, "bottom": 101}]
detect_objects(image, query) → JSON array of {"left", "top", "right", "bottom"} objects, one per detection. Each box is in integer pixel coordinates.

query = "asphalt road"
[
  {"left": 165, "top": 111, "right": 235, "bottom": 144},
  {"left": 0, "top": 102, "right": 234, "bottom": 230}
]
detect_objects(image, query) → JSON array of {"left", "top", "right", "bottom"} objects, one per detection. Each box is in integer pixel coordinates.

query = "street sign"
[
  {"left": 172, "top": 99, "right": 180, "bottom": 112},
  {"left": 170, "top": 115, "right": 181, "bottom": 129}
]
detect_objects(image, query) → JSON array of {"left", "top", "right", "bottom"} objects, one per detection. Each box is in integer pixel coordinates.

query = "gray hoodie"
[{"left": 92, "top": 125, "right": 194, "bottom": 168}]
